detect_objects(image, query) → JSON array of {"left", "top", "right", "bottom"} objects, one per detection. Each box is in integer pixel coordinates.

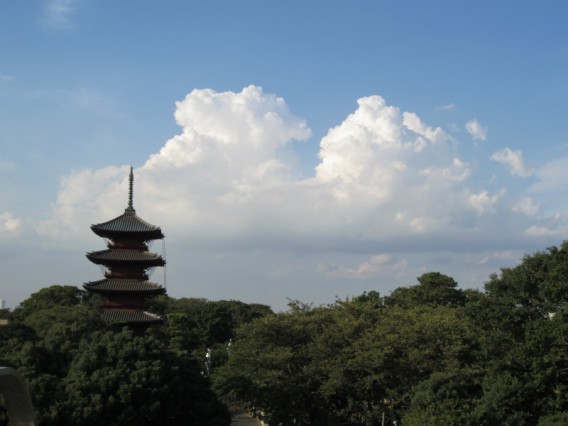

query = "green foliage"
[
  {"left": 403, "top": 370, "right": 482, "bottom": 425},
  {"left": 63, "top": 328, "right": 230, "bottom": 425},
  {"left": 214, "top": 307, "right": 337, "bottom": 425},
  {"left": 12, "top": 285, "right": 88, "bottom": 321},
  {"left": 164, "top": 297, "right": 272, "bottom": 358},
  {"left": 215, "top": 243, "right": 568, "bottom": 424},
  {"left": 385, "top": 272, "right": 466, "bottom": 307},
  {"left": 485, "top": 242, "right": 568, "bottom": 315},
  {"left": 0, "top": 285, "right": 233, "bottom": 425}
]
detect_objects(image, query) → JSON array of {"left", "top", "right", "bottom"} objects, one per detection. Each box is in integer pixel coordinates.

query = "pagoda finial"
[{"left": 126, "top": 166, "right": 135, "bottom": 213}]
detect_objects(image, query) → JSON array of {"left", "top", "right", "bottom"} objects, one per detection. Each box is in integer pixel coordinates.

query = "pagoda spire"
[{"left": 126, "top": 166, "right": 135, "bottom": 214}]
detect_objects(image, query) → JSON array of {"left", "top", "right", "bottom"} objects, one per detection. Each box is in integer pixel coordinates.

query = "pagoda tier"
[
  {"left": 84, "top": 279, "right": 165, "bottom": 294},
  {"left": 84, "top": 167, "right": 166, "bottom": 327},
  {"left": 101, "top": 310, "right": 162, "bottom": 325},
  {"left": 90, "top": 211, "right": 164, "bottom": 242},
  {"left": 86, "top": 249, "right": 165, "bottom": 269}
]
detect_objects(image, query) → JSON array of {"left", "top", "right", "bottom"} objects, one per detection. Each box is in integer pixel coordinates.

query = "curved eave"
[
  {"left": 83, "top": 279, "right": 166, "bottom": 294},
  {"left": 101, "top": 310, "right": 163, "bottom": 324},
  {"left": 92, "top": 229, "right": 164, "bottom": 241},
  {"left": 86, "top": 250, "right": 166, "bottom": 267},
  {"left": 91, "top": 211, "right": 164, "bottom": 240}
]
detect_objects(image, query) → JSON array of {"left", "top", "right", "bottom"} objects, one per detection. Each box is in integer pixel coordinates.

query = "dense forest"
[{"left": 1, "top": 242, "right": 568, "bottom": 425}]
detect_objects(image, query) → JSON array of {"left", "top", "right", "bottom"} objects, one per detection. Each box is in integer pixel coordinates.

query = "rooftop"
[{"left": 83, "top": 279, "right": 165, "bottom": 294}]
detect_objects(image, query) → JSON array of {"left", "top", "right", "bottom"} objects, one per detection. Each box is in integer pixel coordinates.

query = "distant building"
[
  {"left": 0, "top": 300, "right": 7, "bottom": 325},
  {"left": 84, "top": 167, "right": 166, "bottom": 327}
]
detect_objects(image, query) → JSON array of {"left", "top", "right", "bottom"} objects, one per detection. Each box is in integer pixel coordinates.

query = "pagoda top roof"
[
  {"left": 90, "top": 167, "right": 164, "bottom": 240},
  {"left": 91, "top": 211, "right": 164, "bottom": 238},
  {"left": 101, "top": 309, "right": 163, "bottom": 324},
  {"left": 86, "top": 249, "right": 165, "bottom": 267},
  {"left": 83, "top": 279, "right": 165, "bottom": 294}
]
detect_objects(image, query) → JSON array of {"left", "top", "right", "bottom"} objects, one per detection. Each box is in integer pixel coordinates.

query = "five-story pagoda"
[{"left": 84, "top": 167, "right": 166, "bottom": 326}]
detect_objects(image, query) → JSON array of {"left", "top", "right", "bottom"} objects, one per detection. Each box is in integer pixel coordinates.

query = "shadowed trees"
[
  {"left": 214, "top": 248, "right": 568, "bottom": 424},
  {"left": 0, "top": 287, "right": 238, "bottom": 425}
]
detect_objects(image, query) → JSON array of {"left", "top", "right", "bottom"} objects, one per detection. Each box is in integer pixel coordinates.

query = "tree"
[
  {"left": 215, "top": 291, "right": 478, "bottom": 425},
  {"left": 63, "top": 328, "right": 230, "bottom": 425},
  {"left": 484, "top": 242, "right": 568, "bottom": 316},
  {"left": 385, "top": 272, "right": 466, "bottom": 308},
  {"left": 402, "top": 370, "right": 483, "bottom": 425},
  {"left": 165, "top": 298, "right": 272, "bottom": 358},
  {"left": 12, "top": 285, "right": 88, "bottom": 322},
  {"left": 214, "top": 307, "right": 339, "bottom": 425},
  {"left": 1, "top": 286, "right": 232, "bottom": 425}
]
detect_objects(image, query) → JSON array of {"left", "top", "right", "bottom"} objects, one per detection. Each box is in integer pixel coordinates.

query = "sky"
[{"left": 1, "top": 1, "right": 568, "bottom": 311}]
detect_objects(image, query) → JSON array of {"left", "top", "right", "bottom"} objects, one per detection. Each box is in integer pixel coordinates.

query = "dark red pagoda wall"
[
  {"left": 108, "top": 239, "right": 148, "bottom": 250},
  {"left": 105, "top": 269, "right": 149, "bottom": 280},
  {"left": 102, "top": 294, "right": 146, "bottom": 309}
]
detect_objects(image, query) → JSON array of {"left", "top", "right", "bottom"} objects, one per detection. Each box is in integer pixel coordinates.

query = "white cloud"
[
  {"left": 477, "top": 250, "right": 517, "bottom": 265},
  {"left": 43, "top": 0, "right": 82, "bottom": 30},
  {"left": 35, "top": 166, "right": 130, "bottom": 238},
  {"left": 146, "top": 85, "right": 311, "bottom": 170},
  {"left": 435, "top": 103, "right": 456, "bottom": 111},
  {"left": 37, "top": 86, "right": 549, "bottom": 273},
  {"left": 523, "top": 213, "right": 568, "bottom": 238},
  {"left": 468, "top": 189, "right": 504, "bottom": 215},
  {"left": 322, "top": 253, "right": 404, "bottom": 279},
  {"left": 39, "top": 86, "right": 524, "bottom": 246},
  {"left": 525, "top": 225, "right": 557, "bottom": 237},
  {"left": 529, "top": 157, "right": 568, "bottom": 193},
  {"left": 490, "top": 147, "right": 532, "bottom": 177},
  {"left": 513, "top": 197, "right": 539, "bottom": 216},
  {"left": 0, "top": 212, "right": 22, "bottom": 235},
  {"left": 466, "top": 119, "right": 487, "bottom": 141}
]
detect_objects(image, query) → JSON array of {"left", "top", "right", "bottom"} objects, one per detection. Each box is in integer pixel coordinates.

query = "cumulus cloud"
[
  {"left": 468, "top": 189, "right": 504, "bottom": 215},
  {"left": 490, "top": 147, "right": 532, "bottom": 177},
  {"left": 513, "top": 197, "right": 539, "bottom": 216},
  {"left": 30, "top": 84, "right": 568, "bottom": 310},
  {"left": 35, "top": 166, "right": 130, "bottom": 238},
  {"left": 466, "top": 119, "right": 487, "bottom": 141},
  {"left": 40, "top": 86, "right": 540, "bottom": 257}
]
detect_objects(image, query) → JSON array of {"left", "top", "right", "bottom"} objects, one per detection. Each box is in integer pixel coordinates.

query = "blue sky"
[{"left": 1, "top": 1, "right": 568, "bottom": 310}]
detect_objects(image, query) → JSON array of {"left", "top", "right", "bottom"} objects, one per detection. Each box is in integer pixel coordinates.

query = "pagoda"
[{"left": 84, "top": 167, "right": 166, "bottom": 326}]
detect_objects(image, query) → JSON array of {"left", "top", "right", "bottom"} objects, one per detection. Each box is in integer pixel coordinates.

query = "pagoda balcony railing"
[
  {"left": 108, "top": 240, "right": 148, "bottom": 250},
  {"left": 104, "top": 271, "right": 149, "bottom": 280}
]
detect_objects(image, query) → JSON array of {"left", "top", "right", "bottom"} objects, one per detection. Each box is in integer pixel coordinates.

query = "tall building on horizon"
[{"left": 84, "top": 167, "right": 166, "bottom": 326}]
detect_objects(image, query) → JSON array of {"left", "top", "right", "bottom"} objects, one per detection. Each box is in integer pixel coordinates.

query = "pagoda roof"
[
  {"left": 83, "top": 279, "right": 165, "bottom": 294},
  {"left": 91, "top": 211, "right": 164, "bottom": 240},
  {"left": 101, "top": 309, "right": 163, "bottom": 324},
  {"left": 90, "top": 167, "right": 164, "bottom": 240},
  {"left": 86, "top": 249, "right": 165, "bottom": 267}
]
